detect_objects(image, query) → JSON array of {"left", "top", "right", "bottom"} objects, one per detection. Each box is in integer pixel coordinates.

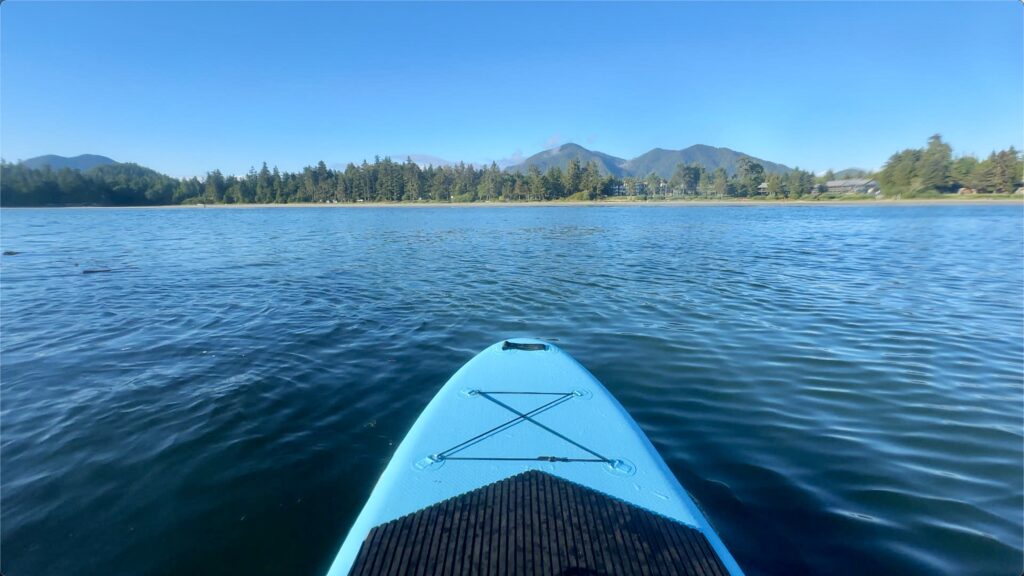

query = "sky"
[{"left": 2, "top": 1, "right": 1022, "bottom": 177}]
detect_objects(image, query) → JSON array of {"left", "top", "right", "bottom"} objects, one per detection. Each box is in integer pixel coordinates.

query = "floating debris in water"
[
  {"left": 82, "top": 268, "right": 114, "bottom": 274},
  {"left": 3, "top": 251, "right": 20, "bottom": 256}
]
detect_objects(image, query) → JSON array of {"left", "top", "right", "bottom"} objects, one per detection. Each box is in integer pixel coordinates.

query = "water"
[{"left": 1, "top": 204, "right": 1021, "bottom": 576}]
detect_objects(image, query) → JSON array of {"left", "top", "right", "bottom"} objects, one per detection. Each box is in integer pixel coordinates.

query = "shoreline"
[{"left": 3, "top": 197, "right": 1022, "bottom": 209}]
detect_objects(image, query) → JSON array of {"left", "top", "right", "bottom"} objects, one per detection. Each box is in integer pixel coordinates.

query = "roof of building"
[
  {"left": 347, "top": 469, "right": 730, "bottom": 576},
  {"left": 826, "top": 178, "right": 877, "bottom": 187}
]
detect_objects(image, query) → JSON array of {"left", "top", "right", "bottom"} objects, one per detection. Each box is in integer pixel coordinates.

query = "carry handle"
[{"left": 502, "top": 341, "right": 547, "bottom": 351}]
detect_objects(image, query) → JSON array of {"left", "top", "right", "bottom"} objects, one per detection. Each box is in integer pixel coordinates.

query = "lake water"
[{"left": 2, "top": 204, "right": 1022, "bottom": 575}]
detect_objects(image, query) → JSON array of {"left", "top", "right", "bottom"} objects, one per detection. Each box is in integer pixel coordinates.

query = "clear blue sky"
[{"left": 2, "top": 1, "right": 1021, "bottom": 177}]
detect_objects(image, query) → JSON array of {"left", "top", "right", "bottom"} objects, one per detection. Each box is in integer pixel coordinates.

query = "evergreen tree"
[
  {"left": 918, "top": 134, "right": 952, "bottom": 191},
  {"left": 562, "top": 158, "right": 583, "bottom": 197},
  {"left": 992, "top": 148, "right": 1022, "bottom": 194},
  {"left": 785, "top": 168, "right": 804, "bottom": 198},
  {"left": 402, "top": 159, "right": 423, "bottom": 201},
  {"left": 581, "top": 161, "right": 604, "bottom": 200},
  {"left": 736, "top": 157, "right": 765, "bottom": 196},
  {"left": 512, "top": 176, "right": 528, "bottom": 201},
  {"left": 765, "top": 173, "right": 784, "bottom": 198},
  {"left": 712, "top": 168, "right": 729, "bottom": 198},
  {"left": 949, "top": 156, "right": 978, "bottom": 190},
  {"left": 545, "top": 166, "right": 565, "bottom": 199},
  {"left": 877, "top": 149, "right": 918, "bottom": 195},
  {"left": 204, "top": 170, "right": 225, "bottom": 203},
  {"left": 527, "top": 166, "right": 546, "bottom": 201},
  {"left": 698, "top": 169, "right": 713, "bottom": 197}
]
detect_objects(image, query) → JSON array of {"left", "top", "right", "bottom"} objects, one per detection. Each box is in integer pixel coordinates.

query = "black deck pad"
[{"left": 348, "top": 469, "right": 729, "bottom": 576}]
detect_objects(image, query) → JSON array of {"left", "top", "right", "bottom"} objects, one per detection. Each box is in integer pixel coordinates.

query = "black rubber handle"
[{"left": 502, "top": 341, "right": 547, "bottom": 351}]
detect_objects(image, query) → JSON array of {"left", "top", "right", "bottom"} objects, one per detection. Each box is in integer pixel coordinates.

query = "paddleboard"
[{"left": 326, "top": 338, "right": 743, "bottom": 575}]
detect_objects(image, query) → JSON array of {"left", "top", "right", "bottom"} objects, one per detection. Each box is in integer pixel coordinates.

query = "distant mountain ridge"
[
  {"left": 508, "top": 143, "right": 790, "bottom": 178},
  {"left": 20, "top": 154, "right": 118, "bottom": 171},
  {"left": 17, "top": 144, "right": 793, "bottom": 181}
]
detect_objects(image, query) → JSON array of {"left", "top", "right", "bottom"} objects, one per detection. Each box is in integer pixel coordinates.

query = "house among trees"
[
  {"left": 825, "top": 178, "right": 880, "bottom": 195},
  {"left": 756, "top": 182, "right": 769, "bottom": 194}
]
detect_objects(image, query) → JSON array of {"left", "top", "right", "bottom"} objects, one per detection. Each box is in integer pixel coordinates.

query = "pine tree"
[
  {"left": 562, "top": 158, "right": 583, "bottom": 197},
  {"left": 918, "top": 134, "right": 952, "bottom": 191}
]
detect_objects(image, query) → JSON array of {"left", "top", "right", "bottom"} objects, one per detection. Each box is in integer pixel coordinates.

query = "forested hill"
[
  {"left": 508, "top": 144, "right": 629, "bottom": 177},
  {"left": 20, "top": 154, "right": 118, "bottom": 171},
  {"left": 508, "top": 143, "right": 790, "bottom": 178},
  {"left": 624, "top": 145, "right": 791, "bottom": 177},
  {"left": 2, "top": 162, "right": 177, "bottom": 206}
]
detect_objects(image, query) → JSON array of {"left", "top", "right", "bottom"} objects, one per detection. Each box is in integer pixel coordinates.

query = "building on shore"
[{"left": 825, "top": 178, "right": 880, "bottom": 195}]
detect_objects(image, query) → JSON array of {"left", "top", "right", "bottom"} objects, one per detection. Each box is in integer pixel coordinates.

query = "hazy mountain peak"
[
  {"left": 20, "top": 154, "right": 118, "bottom": 171},
  {"left": 556, "top": 142, "right": 586, "bottom": 151}
]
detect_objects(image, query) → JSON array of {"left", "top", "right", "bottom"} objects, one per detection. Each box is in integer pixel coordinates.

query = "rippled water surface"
[{"left": 2, "top": 205, "right": 1022, "bottom": 575}]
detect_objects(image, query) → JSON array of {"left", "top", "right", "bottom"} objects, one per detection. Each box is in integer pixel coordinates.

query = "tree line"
[
  {"left": 1, "top": 136, "right": 1020, "bottom": 206},
  {"left": 876, "top": 135, "right": 1021, "bottom": 197},
  {"left": 0, "top": 156, "right": 822, "bottom": 206}
]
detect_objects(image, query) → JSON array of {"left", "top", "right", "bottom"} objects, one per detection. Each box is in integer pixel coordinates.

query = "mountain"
[
  {"left": 20, "top": 154, "right": 118, "bottom": 171},
  {"left": 625, "top": 145, "right": 790, "bottom": 177},
  {"left": 508, "top": 143, "right": 628, "bottom": 177},
  {"left": 508, "top": 143, "right": 790, "bottom": 178}
]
